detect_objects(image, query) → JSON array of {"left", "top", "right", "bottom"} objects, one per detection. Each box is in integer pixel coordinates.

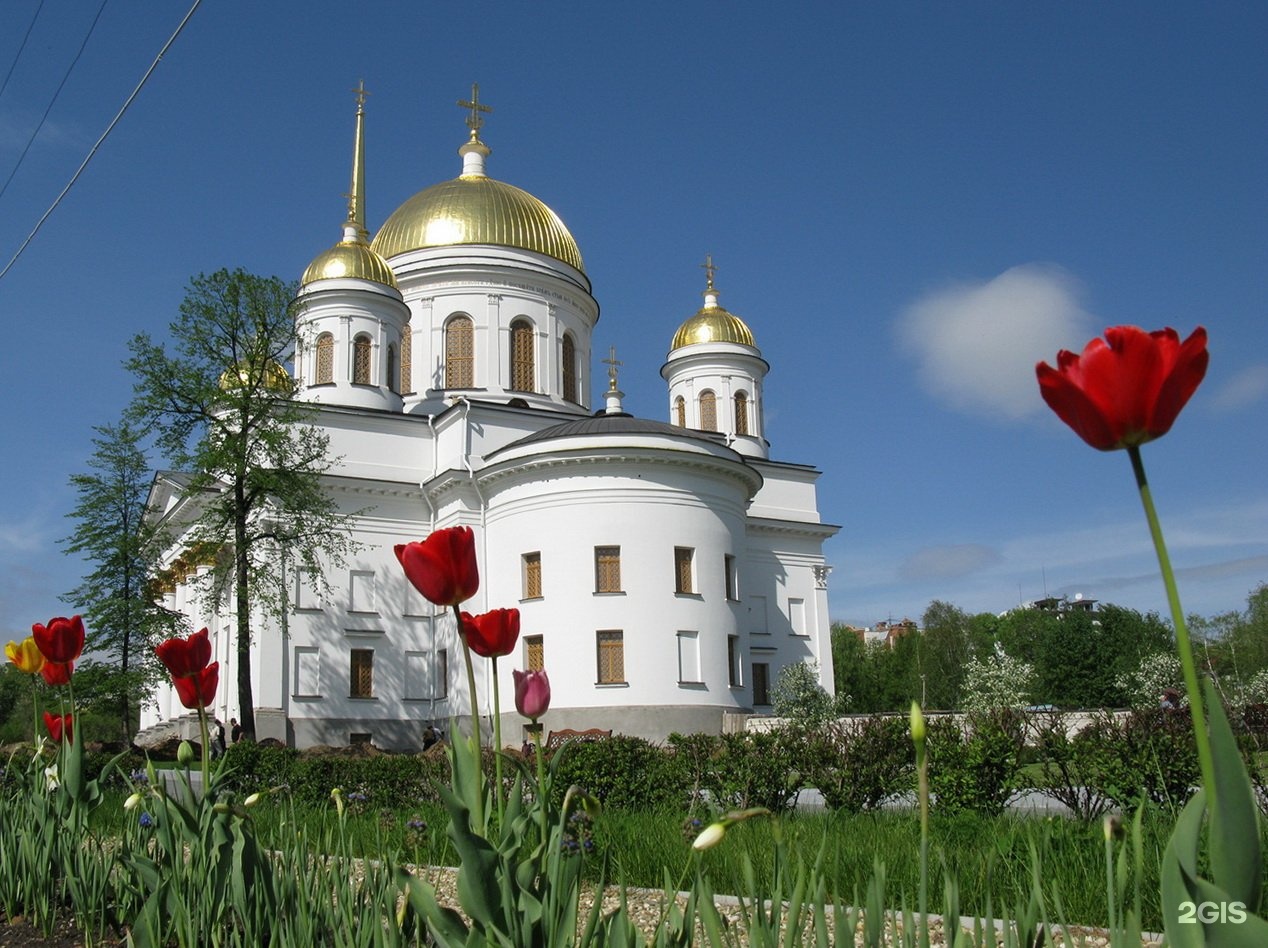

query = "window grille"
[
  {"left": 674, "top": 396, "right": 686, "bottom": 427},
  {"left": 350, "top": 649, "right": 374, "bottom": 698},
  {"left": 445, "top": 316, "right": 474, "bottom": 388},
  {"left": 400, "top": 324, "right": 413, "bottom": 394},
  {"left": 594, "top": 546, "right": 621, "bottom": 593},
  {"left": 353, "top": 334, "right": 372, "bottom": 385},
  {"left": 510, "top": 320, "right": 535, "bottom": 392},
  {"left": 525, "top": 634, "right": 544, "bottom": 671},
  {"left": 596, "top": 630, "right": 624, "bottom": 683},
  {"left": 315, "top": 333, "right": 334, "bottom": 384},
  {"left": 674, "top": 547, "right": 694, "bottom": 594},
  {"left": 562, "top": 334, "right": 577, "bottom": 403},
  {"left": 699, "top": 391, "right": 717, "bottom": 431},
  {"left": 523, "top": 552, "right": 542, "bottom": 599},
  {"left": 387, "top": 344, "right": 397, "bottom": 392},
  {"left": 734, "top": 392, "right": 749, "bottom": 435}
]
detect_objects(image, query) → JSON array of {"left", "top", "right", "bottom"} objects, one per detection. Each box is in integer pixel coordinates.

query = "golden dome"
[
  {"left": 371, "top": 173, "right": 585, "bottom": 273},
  {"left": 671, "top": 304, "right": 756, "bottom": 350},
  {"left": 302, "top": 239, "right": 398, "bottom": 288},
  {"left": 219, "top": 359, "right": 292, "bottom": 393}
]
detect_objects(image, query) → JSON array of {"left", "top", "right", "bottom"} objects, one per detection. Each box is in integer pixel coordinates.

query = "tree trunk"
[{"left": 235, "top": 497, "right": 256, "bottom": 740}]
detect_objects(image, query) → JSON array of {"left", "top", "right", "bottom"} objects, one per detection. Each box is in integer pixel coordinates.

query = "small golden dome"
[
  {"left": 219, "top": 359, "right": 292, "bottom": 393},
  {"left": 371, "top": 174, "right": 585, "bottom": 273},
  {"left": 671, "top": 305, "right": 756, "bottom": 350},
  {"left": 302, "top": 239, "right": 398, "bottom": 288}
]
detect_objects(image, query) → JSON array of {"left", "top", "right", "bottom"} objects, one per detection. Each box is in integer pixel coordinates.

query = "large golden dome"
[
  {"left": 371, "top": 148, "right": 585, "bottom": 273},
  {"left": 302, "top": 238, "right": 398, "bottom": 288}
]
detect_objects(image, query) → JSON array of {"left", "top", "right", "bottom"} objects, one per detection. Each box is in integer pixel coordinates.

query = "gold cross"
[
  {"left": 352, "top": 79, "right": 370, "bottom": 112},
  {"left": 602, "top": 345, "right": 622, "bottom": 391},
  {"left": 701, "top": 253, "right": 718, "bottom": 290},
  {"left": 457, "top": 83, "right": 492, "bottom": 137}
]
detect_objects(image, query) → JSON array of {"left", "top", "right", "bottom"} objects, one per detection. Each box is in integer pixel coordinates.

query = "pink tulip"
[{"left": 513, "top": 669, "right": 550, "bottom": 721}]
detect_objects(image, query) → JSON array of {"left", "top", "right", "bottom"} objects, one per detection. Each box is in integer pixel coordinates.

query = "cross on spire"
[
  {"left": 602, "top": 345, "right": 623, "bottom": 392},
  {"left": 457, "top": 83, "right": 492, "bottom": 139},
  {"left": 701, "top": 253, "right": 718, "bottom": 290},
  {"left": 352, "top": 79, "right": 370, "bottom": 112}
]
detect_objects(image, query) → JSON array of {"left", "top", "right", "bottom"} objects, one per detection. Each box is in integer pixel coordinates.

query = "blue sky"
[{"left": 0, "top": 1, "right": 1264, "bottom": 638}]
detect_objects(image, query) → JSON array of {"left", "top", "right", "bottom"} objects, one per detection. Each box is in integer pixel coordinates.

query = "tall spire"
[
  {"left": 700, "top": 253, "right": 721, "bottom": 309},
  {"left": 345, "top": 81, "right": 370, "bottom": 242}
]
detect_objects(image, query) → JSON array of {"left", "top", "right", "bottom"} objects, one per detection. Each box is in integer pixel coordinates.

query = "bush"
[
  {"left": 927, "top": 711, "right": 1025, "bottom": 815},
  {"left": 703, "top": 730, "right": 807, "bottom": 813},
  {"left": 1077, "top": 709, "right": 1199, "bottom": 812},
  {"left": 548, "top": 736, "right": 689, "bottom": 811},
  {"left": 1030, "top": 711, "right": 1114, "bottom": 821},
  {"left": 803, "top": 715, "right": 913, "bottom": 812}
]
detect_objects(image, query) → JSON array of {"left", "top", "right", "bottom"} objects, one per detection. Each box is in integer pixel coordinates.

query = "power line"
[
  {"left": 0, "top": 0, "right": 47, "bottom": 101},
  {"left": 0, "top": 0, "right": 203, "bottom": 286},
  {"left": 0, "top": 0, "right": 111, "bottom": 204}
]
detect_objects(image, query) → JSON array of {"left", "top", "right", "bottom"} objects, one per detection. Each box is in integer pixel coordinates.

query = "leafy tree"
[
  {"left": 125, "top": 269, "right": 356, "bottom": 739},
  {"left": 770, "top": 660, "right": 835, "bottom": 726},
  {"left": 919, "top": 600, "right": 975, "bottom": 709},
  {"left": 960, "top": 643, "right": 1034, "bottom": 713},
  {"left": 62, "top": 419, "right": 178, "bottom": 741}
]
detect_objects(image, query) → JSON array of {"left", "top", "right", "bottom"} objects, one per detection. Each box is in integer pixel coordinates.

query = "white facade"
[{"left": 141, "top": 102, "right": 839, "bottom": 749}]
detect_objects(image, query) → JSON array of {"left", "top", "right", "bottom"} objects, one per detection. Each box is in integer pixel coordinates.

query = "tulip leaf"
[{"left": 1202, "top": 679, "right": 1262, "bottom": 907}]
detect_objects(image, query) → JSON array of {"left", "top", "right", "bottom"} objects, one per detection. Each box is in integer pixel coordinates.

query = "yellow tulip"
[{"left": 5, "top": 637, "right": 45, "bottom": 675}]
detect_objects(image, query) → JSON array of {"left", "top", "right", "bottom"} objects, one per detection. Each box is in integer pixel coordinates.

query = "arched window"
[
  {"left": 674, "top": 395, "right": 686, "bottom": 427},
  {"left": 352, "top": 334, "right": 372, "bottom": 385},
  {"left": 386, "top": 344, "right": 397, "bottom": 393},
  {"left": 445, "top": 316, "right": 474, "bottom": 388},
  {"left": 734, "top": 391, "right": 749, "bottom": 436},
  {"left": 699, "top": 390, "right": 717, "bottom": 431},
  {"left": 561, "top": 333, "right": 577, "bottom": 403},
  {"left": 400, "top": 324, "right": 412, "bottom": 394},
  {"left": 510, "top": 319, "right": 535, "bottom": 392},
  {"left": 315, "top": 333, "right": 334, "bottom": 385}
]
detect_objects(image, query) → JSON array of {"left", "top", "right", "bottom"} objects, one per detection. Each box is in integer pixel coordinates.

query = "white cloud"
[
  {"left": 896, "top": 263, "right": 1094, "bottom": 420},
  {"left": 1208, "top": 365, "right": 1268, "bottom": 411}
]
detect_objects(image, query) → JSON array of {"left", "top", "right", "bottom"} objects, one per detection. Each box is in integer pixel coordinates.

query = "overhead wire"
[
  {"left": 0, "top": 0, "right": 112, "bottom": 204},
  {"left": 0, "top": 0, "right": 203, "bottom": 286},
  {"left": 0, "top": 0, "right": 47, "bottom": 101}
]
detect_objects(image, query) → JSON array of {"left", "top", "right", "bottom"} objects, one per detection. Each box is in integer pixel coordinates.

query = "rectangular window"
[
  {"left": 436, "top": 648, "right": 449, "bottom": 699},
  {"left": 596, "top": 630, "right": 625, "bottom": 684},
  {"left": 752, "top": 662, "right": 770, "bottom": 706},
  {"left": 295, "top": 569, "right": 322, "bottom": 611},
  {"left": 724, "top": 555, "right": 739, "bottom": 601},
  {"left": 524, "top": 634, "right": 544, "bottom": 671},
  {"left": 350, "top": 648, "right": 374, "bottom": 698},
  {"left": 404, "top": 650, "right": 427, "bottom": 700},
  {"left": 350, "top": 570, "right": 377, "bottom": 613},
  {"left": 674, "top": 547, "right": 694, "bottom": 594},
  {"left": 727, "top": 635, "right": 741, "bottom": 687},
  {"left": 294, "top": 646, "right": 320, "bottom": 696},
  {"left": 677, "top": 631, "right": 701, "bottom": 683},
  {"left": 789, "top": 597, "right": 806, "bottom": 635},
  {"left": 595, "top": 546, "right": 621, "bottom": 593},
  {"left": 751, "top": 595, "right": 769, "bottom": 634},
  {"left": 522, "top": 552, "right": 542, "bottom": 599}
]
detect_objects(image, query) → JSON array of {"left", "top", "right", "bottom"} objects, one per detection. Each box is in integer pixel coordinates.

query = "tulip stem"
[
  {"left": 453, "top": 604, "right": 485, "bottom": 829},
  {"left": 1127, "top": 445, "right": 1215, "bottom": 803},
  {"left": 531, "top": 722, "right": 548, "bottom": 867},
  {"left": 491, "top": 656, "right": 504, "bottom": 826}
]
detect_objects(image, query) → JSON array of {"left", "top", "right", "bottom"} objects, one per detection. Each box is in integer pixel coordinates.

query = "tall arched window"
[
  {"left": 386, "top": 344, "right": 397, "bottom": 393},
  {"left": 734, "top": 391, "right": 749, "bottom": 436},
  {"left": 699, "top": 390, "right": 717, "bottom": 431},
  {"left": 561, "top": 333, "right": 577, "bottom": 403},
  {"left": 445, "top": 316, "right": 474, "bottom": 388},
  {"left": 400, "top": 324, "right": 412, "bottom": 394},
  {"left": 510, "top": 319, "right": 535, "bottom": 392},
  {"left": 315, "top": 333, "right": 334, "bottom": 384},
  {"left": 674, "top": 395, "right": 686, "bottom": 427},
  {"left": 352, "top": 334, "right": 372, "bottom": 385}
]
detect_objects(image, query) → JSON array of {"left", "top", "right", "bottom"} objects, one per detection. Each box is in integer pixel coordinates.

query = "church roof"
[
  {"left": 491, "top": 414, "right": 732, "bottom": 455},
  {"left": 669, "top": 267, "right": 756, "bottom": 351}
]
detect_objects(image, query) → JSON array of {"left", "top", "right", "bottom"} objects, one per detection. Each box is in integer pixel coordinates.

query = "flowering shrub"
[{"left": 960, "top": 642, "right": 1035, "bottom": 713}]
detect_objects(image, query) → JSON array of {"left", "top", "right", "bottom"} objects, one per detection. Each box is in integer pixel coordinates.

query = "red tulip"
[
  {"left": 395, "top": 527, "right": 479, "bottom": 607},
  {"left": 43, "top": 711, "right": 73, "bottom": 743},
  {"left": 155, "top": 627, "right": 212, "bottom": 678},
  {"left": 513, "top": 669, "right": 551, "bottom": 721},
  {"left": 461, "top": 608, "right": 520, "bottom": 659},
  {"left": 40, "top": 661, "right": 74, "bottom": 686},
  {"left": 31, "top": 616, "right": 85, "bottom": 665},
  {"left": 173, "top": 663, "right": 219, "bottom": 710},
  {"left": 1036, "top": 326, "right": 1208, "bottom": 451}
]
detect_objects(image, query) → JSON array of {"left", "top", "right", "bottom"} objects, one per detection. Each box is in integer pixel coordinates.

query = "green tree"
[
  {"left": 919, "top": 600, "right": 974, "bottom": 709},
  {"left": 770, "top": 660, "right": 835, "bottom": 726},
  {"left": 62, "top": 419, "right": 177, "bottom": 741},
  {"left": 126, "top": 269, "right": 356, "bottom": 739}
]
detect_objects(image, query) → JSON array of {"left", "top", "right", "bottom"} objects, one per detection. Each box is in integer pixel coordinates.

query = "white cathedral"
[{"left": 140, "top": 89, "right": 839, "bottom": 749}]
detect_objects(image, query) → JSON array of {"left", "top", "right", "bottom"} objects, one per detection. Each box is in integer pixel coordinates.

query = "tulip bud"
[
  {"left": 692, "top": 822, "right": 727, "bottom": 851},
  {"left": 1103, "top": 813, "right": 1124, "bottom": 842},
  {"left": 909, "top": 701, "right": 925, "bottom": 743},
  {"left": 177, "top": 740, "right": 195, "bottom": 766},
  {"left": 124, "top": 792, "right": 144, "bottom": 811},
  {"left": 244, "top": 792, "right": 262, "bottom": 808}
]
